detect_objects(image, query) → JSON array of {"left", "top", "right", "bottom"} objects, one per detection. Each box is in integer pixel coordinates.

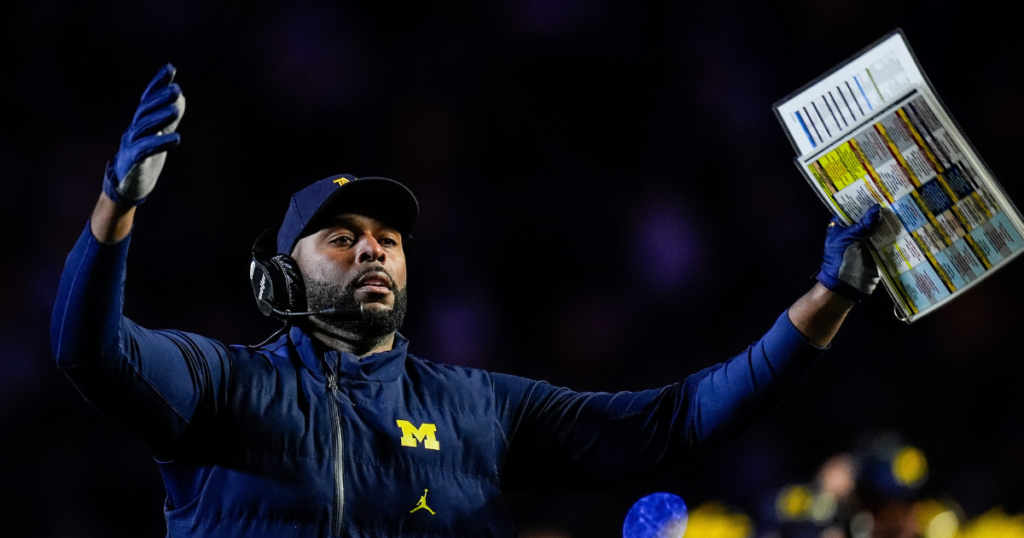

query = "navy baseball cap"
[{"left": 276, "top": 174, "right": 419, "bottom": 255}]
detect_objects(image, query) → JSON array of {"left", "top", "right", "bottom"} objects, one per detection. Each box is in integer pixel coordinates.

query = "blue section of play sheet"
[
  {"left": 931, "top": 238, "right": 987, "bottom": 290},
  {"left": 898, "top": 263, "right": 951, "bottom": 311},
  {"left": 970, "top": 212, "right": 1024, "bottom": 266},
  {"left": 931, "top": 250, "right": 966, "bottom": 290},
  {"left": 987, "top": 212, "right": 1024, "bottom": 254},
  {"left": 795, "top": 111, "right": 816, "bottom": 148},
  {"left": 917, "top": 180, "right": 954, "bottom": 214},
  {"left": 943, "top": 166, "right": 974, "bottom": 199},
  {"left": 970, "top": 223, "right": 1004, "bottom": 265},
  {"left": 892, "top": 195, "right": 928, "bottom": 230},
  {"left": 934, "top": 239, "right": 985, "bottom": 290}
]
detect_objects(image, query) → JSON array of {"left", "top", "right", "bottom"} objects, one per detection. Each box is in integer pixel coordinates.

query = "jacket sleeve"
[
  {"left": 493, "top": 312, "right": 824, "bottom": 493},
  {"left": 50, "top": 224, "right": 232, "bottom": 458}
]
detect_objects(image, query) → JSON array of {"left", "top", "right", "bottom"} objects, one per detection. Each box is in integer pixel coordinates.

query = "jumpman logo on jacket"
[{"left": 409, "top": 489, "right": 435, "bottom": 515}]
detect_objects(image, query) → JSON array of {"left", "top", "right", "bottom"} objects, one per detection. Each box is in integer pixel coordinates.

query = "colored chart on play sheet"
[
  {"left": 775, "top": 30, "right": 1024, "bottom": 322},
  {"left": 808, "top": 95, "right": 1023, "bottom": 315}
]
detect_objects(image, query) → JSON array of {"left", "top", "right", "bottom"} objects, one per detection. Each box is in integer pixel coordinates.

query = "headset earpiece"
[
  {"left": 270, "top": 254, "right": 307, "bottom": 312},
  {"left": 250, "top": 226, "right": 307, "bottom": 319}
]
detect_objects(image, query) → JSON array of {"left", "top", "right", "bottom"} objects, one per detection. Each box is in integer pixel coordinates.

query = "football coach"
[{"left": 52, "top": 65, "right": 881, "bottom": 537}]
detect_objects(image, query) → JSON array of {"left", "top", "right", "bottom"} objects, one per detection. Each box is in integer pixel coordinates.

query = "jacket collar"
[{"left": 289, "top": 325, "right": 409, "bottom": 382}]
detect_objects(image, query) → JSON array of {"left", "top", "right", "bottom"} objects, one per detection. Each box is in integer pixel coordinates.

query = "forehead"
[{"left": 311, "top": 212, "right": 402, "bottom": 235}]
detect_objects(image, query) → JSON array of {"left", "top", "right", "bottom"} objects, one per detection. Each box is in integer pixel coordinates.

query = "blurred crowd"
[
  {"left": 522, "top": 432, "right": 1024, "bottom": 538},
  {"left": 755, "top": 432, "right": 1007, "bottom": 538}
]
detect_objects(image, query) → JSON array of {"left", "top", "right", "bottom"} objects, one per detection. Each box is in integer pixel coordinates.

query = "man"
[{"left": 52, "top": 65, "right": 881, "bottom": 537}]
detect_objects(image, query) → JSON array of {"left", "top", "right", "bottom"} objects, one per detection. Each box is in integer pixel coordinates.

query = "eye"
[
  {"left": 379, "top": 236, "right": 399, "bottom": 247},
  {"left": 329, "top": 234, "right": 355, "bottom": 246}
]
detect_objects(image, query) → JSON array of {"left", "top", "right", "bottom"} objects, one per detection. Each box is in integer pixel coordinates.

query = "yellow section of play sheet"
[{"left": 817, "top": 143, "right": 870, "bottom": 190}]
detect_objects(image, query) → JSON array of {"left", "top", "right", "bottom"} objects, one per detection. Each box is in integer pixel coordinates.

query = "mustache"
[{"left": 346, "top": 266, "right": 397, "bottom": 291}]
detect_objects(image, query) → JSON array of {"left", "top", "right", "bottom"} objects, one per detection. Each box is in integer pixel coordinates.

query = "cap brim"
[{"left": 297, "top": 177, "right": 419, "bottom": 244}]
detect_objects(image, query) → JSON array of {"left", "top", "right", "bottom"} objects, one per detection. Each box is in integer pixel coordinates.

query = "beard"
[{"left": 304, "top": 270, "right": 408, "bottom": 340}]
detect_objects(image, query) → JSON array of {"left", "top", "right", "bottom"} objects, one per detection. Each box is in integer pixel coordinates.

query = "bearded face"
[
  {"left": 305, "top": 270, "right": 408, "bottom": 339},
  {"left": 290, "top": 213, "right": 410, "bottom": 354}
]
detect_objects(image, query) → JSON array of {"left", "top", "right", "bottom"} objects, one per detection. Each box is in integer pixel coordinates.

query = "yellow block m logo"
[{"left": 396, "top": 420, "right": 439, "bottom": 450}]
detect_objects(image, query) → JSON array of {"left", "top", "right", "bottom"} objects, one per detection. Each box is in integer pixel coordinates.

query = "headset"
[{"left": 248, "top": 225, "right": 363, "bottom": 347}]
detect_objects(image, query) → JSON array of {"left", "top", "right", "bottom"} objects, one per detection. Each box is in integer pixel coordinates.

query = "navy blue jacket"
[{"left": 51, "top": 225, "right": 824, "bottom": 537}]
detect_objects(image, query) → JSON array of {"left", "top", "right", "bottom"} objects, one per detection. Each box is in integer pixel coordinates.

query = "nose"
[{"left": 356, "top": 235, "right": 385, "bottom": 264}]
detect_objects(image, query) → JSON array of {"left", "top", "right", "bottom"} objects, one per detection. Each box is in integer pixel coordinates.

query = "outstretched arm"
[
  {"left": 495, "top": 209, "right": 883, "bottom": 492},
  {"left": 495, "top": 310, "right": 823, "bottom": 493},
  {"left": 51, "top": 65, "right": 229, "bottom": 457}
]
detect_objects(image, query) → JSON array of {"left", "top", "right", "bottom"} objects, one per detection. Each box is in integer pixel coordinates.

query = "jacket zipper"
[{"left": 326, "top": 371, "right": 345, "bottom": 536}]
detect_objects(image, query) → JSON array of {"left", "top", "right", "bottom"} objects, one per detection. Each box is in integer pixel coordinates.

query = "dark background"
[{"left": 3, "top": 1, "right": 1024, "bottom": 536}]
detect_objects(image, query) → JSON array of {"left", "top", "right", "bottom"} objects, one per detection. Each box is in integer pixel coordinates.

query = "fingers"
[
  {"left": 132, "top": 132, "right": 181, "bottom": 161},
  {"left": 126, "top": 102, "right": 181, "bottom": 142},
  {"left": 859, "top": 204, "right": 882, "bottom": 226},
  {"left": 134, "top": 83, "right": 182, "bottom": 122},
  {"left": 128, "top": 65, "right": 185, "bottom": 143},
  {"left": 162, "top": 93, "right": 186, "bottom": 134},
  {"left": 140, "top": 63, "right": 176, "bottom": 103},
  {"left": 846, "top": 205, "right": 882, "bottom": 240}
]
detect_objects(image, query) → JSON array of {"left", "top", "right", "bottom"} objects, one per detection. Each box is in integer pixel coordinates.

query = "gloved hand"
[
  {"left": 102, "top": 63, "right": 186, "bottom": 206},
  {"left": 816, "top": 205, "right": 882, "bottom": 301}
]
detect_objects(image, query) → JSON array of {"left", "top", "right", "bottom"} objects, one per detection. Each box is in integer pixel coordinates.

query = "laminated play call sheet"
[{"left": 774, "top": 30, "right": 1024, "bottom": 322}]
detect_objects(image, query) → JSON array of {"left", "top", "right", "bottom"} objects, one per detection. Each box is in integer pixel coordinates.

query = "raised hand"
[
  {"left": 102, "top": 63, "right": 186, "bottom": 206},
  {"left": 816, "top": 205, "right": 882, "bottom": 301}
]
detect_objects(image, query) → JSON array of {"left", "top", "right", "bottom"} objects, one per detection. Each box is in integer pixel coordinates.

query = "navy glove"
[
  {"left": 816, "top": 205, "right": 882, "bottom": 301},
  {"left": 102, "top": 63, "right": 185, "bottom": 206}
]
